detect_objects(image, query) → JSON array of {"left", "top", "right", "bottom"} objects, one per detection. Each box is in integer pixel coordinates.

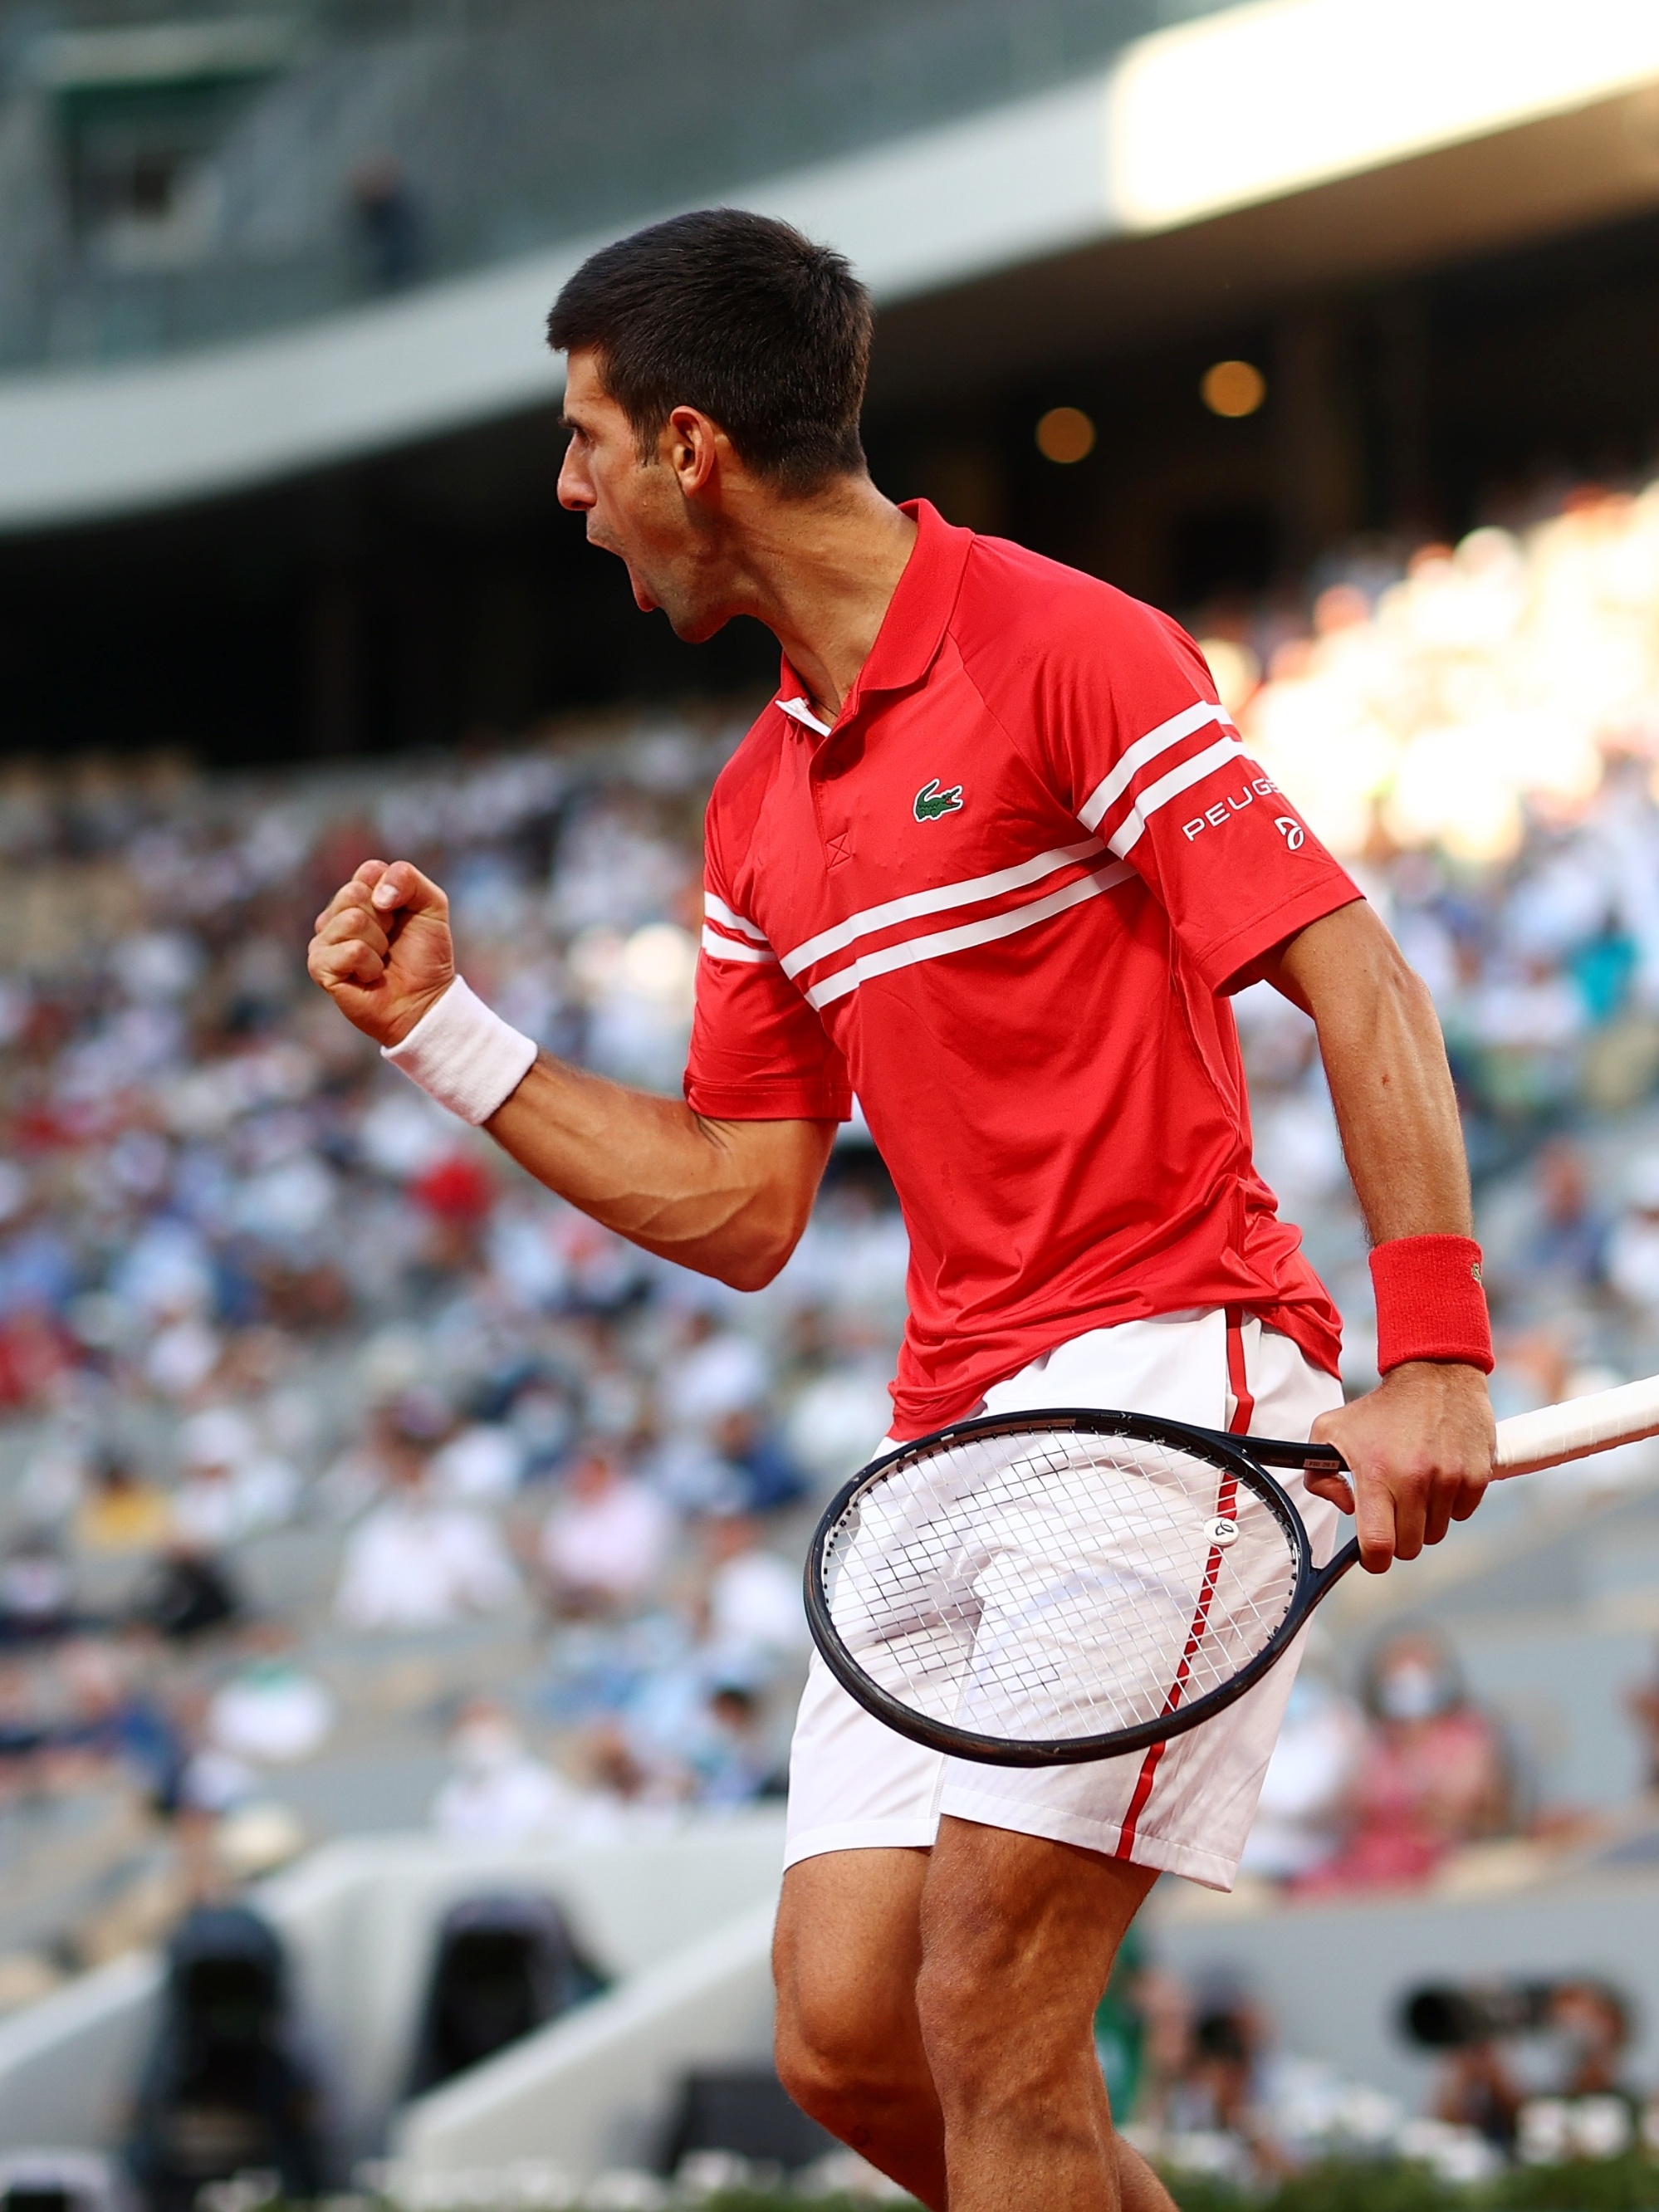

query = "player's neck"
[{"left": 731, "top": 478, "right": 918, "bottom": 723}]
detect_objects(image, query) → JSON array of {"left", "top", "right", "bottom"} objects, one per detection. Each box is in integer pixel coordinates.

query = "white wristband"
[{"left": 382, "top": 976, "right": 538, "bottom": 1127}]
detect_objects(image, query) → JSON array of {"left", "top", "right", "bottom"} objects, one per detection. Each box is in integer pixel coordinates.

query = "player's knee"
[
  {"left": 914, "top": 1944, "right": 1001, "bottom": 2082},
  {"left": 774, "top": 2004, "right": 905, "bottom": 2132},
  {"left": 773, "top": 2022, "right": 858, "bottom": 2131}
]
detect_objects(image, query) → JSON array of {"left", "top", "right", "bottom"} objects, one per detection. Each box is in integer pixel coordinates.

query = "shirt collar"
[{"left": 776, "top": 498, "right": 972, "bottom": 735}]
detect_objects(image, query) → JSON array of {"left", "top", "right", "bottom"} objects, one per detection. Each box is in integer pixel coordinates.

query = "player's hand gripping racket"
[{"left": 805, "top": 1375, "right": 1659, "bottom": 1768}]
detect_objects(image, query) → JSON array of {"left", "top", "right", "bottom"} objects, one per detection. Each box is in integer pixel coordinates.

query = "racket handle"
[
  {"left": 1245, "top": 1435, "right": 1347, "bottom": 1474},
  {"left": 1494, "top": 1373, "right": 1659, "bottom": 1479}
]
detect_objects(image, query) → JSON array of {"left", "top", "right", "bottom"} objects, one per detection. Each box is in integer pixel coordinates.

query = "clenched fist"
[{"left": 307, "top": 859, "right": 455, "bottom": 1047}]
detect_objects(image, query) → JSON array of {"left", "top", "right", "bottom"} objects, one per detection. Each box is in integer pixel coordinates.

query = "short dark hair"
[{"left": 547, "top": 208, "right": 870, "bottom": 496}]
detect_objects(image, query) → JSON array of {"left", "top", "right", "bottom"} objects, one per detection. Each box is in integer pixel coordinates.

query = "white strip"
[
  {"left": 781, "top": 839, "right": 1106, "bottom": 980},
  {"left": 1108, "top": 737, "right": 1250, "bottom": 858},
  {"left": 1078, "top": 701, "right": 1233, "bottom": 833},
  {"left": 700, "top": 927, "right": 777, "bottom": 966},
  {"left": 805, "top": 861, "right": 1133, "bottom": 1010},
  {"left": 778, "top": 696, "right": 834, "bottom": 737},
  {"left": 1495, "top": 1373, "right": 1659, "bottom": 1480},
  {"left": 703, "top": 892, "right": 770, "bottom": 945}
]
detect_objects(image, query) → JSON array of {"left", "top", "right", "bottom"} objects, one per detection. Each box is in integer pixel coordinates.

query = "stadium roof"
[{"left": 5, "top": 0, "right": 1659, "bottom": 531}]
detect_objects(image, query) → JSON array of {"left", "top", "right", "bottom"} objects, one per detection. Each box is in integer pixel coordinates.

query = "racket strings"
[{"left": 820, "top": 1430, "right": 1300, "bottom": 1746}]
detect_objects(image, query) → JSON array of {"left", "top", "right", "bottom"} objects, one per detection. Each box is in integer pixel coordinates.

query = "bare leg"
[
  {"left": 774, "top": 1847, "right": 947, "bottom": 2208},
  {"left": 916, "top": 1818, "right": 1179, "bottom": 2212},
  {"left": 774, "top": 1828, "right": 1176, "bottom": 2211}
]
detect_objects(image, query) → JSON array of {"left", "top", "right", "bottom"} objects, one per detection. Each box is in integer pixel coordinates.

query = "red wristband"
[{"left": 1369, "top": 1235, "right": 1493, "bottom": 1374}]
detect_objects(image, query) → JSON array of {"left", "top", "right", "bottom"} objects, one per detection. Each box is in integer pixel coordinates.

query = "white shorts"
[{"left": 783, "top": 1308, "right": 1343, "bottom": 1891}]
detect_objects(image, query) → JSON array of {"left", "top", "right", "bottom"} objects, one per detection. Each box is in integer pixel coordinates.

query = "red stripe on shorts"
[{"left": 1114, "top": 1309, "right": 1250, "bottom": 1861}]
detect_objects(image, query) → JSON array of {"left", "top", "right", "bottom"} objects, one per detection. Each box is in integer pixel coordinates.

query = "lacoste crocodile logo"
[{"left": 914, "top": 779, "right": 965, "bottom": 822}]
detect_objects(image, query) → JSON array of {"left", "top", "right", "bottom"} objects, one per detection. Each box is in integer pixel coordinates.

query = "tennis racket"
[{"left": 805, "top": 1374, "right": 1659, "bottom": 1769}]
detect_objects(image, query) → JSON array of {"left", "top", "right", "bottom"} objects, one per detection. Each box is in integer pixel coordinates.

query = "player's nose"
[{"left": 555, "top": 448, "right": 594, "bottom": 511}]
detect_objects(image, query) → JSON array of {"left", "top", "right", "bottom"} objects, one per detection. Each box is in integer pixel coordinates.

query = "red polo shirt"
[{"left": 685, "top": 501, "right": 1359, "bottom": 1438}]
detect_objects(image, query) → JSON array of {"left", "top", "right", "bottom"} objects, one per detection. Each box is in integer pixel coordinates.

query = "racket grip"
[
  {"left": 1494, "top": 1374, "right": 1659, "bottom": 1478},
  {"left": 1244, "top": 1435, "right": 1347, "bottom": 1474}
]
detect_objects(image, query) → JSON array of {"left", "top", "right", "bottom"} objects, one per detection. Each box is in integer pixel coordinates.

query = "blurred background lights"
[
  {"left": 1196, "top": 637, "right": 1261, "bottom": 717},
  {"left": 1201, "top": 359, "right": 1267, "bottom": 418},
  {"left": 1241, "top": 486, "right": 1659, "bottom": 866},
  {"left": 1035, "top": 405, "right": 1097, "bottom": 462}
]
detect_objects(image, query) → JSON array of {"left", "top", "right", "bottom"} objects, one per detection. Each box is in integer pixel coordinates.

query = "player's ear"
[{"left": 666, "top": 405, "right": 720, "bottom": 499}]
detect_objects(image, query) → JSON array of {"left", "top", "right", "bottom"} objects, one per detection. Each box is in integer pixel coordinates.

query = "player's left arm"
[{"left": 1262, "top": 899, "right": 1495, "bottom": 1572}]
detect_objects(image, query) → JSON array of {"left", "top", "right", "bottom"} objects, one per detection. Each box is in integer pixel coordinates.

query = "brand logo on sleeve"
[{"left": 913, "top": 779, "right": 964, "bottom": 822}]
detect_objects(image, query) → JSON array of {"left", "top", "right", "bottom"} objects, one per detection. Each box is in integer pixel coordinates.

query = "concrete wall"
[
  {"left": 391, "top": 1901, "right": 778, "bottom": 2180},
  {"left": 0, "top": 1811, "right": 786, "bottom": 2161},
  {"left": 262, "top": 1813, "right": 787, "bottom": 2147}
]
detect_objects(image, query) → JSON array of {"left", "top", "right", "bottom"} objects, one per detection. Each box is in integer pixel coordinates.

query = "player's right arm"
[{"left": 307, "top": 859, "right": 834, "bottom": 1290}]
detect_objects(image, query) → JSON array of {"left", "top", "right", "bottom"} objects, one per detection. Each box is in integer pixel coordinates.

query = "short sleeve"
[
  {"left": 684, "top": 816, "right": 852, "bottom": 1122},
  {"left": 1037, "top": 600, "right": 1361, "bottom": 994}
]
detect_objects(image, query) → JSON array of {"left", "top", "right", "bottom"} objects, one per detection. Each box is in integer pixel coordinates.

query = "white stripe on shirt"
[
  {"left": 700, "top": 926, "right": 778, "bottom": 965},
  {"left": 704, "top": 892, "right": 771, "bottom": 944},
  {"left": 1107, "top": 737, "right": 1250, "bottom": 858},
  {"left": 1078, "top": 701, "right": 1235, "bottom": 834},
  {"left": 781, "top": 839, "right": 1106, "bottom": 980},
  {"left": 804, "top": 860, "right": 1133, "bottom": 1010}
]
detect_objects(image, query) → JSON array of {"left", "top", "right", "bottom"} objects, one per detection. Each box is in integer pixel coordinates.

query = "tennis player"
[{"left": 308, "top": 210, "right": 1495, "bottom": 2212}]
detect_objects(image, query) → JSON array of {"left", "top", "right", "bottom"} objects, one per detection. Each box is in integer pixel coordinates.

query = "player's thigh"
[
  {"left": 773, "top": 1846, "right": 931, "bottom": 2077},
  {"left": 916, "top": 1816, "right": 1154, "bottom": 2060}
]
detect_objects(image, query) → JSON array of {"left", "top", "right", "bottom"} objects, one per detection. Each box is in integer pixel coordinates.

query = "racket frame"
[{"left": 805, "top": 1405, "right": 1359, "bottom": 1769}]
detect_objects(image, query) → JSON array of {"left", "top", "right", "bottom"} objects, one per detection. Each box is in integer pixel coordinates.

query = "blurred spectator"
[
  {"left": 172, "top": 1407, "right": 298, "bottom": 1549},
  {"left": 76, "top": 1457, "right": 172, "bottom": 1556},
  {"left": 1432, "top": 2036, "right": 1524, "bottom": 2152},
  {"left": 335, "top": 1448, "right": 519, "bottom": 1630},
  {"left": 0, "top": 1530, "right": 75, "bottom": 1642},
  {"left": 56, "top": 1640, "right": 187, "bottom": 1814},
  {"left": 429, "top": 1699, "right": 582, "bottom": 1843},
  {"left": 1488, "top": 1138, "right": 1609, "bottom": 1319},
  {"left": 1523, "top": 1141, "right": 1608, "bottom": 1289},
  {"left": 130, "top": 1546, "right": 242, "bottom": 1644},
  {"left": 348, "top": 154, "right": 426, "bottom": 291},
  {"left": 1301, "top": 1628, "right": 1512, "bottom": 1893},
  {"left": 1606, "top": 1154, "right": 1659, "bottom": 1313},
  {"left": 711, "top": 1407, "right": 809, "bottom": 1515},
  {"left": 431, "top": 1419, "right": 524, "bottom": 1504},
  {"left": 676, "top": 1679, "right": 785, "bottom": 1808},
  {"left": 701, "top": 1512, "right": 810, "bottom": 1671},
  {"left": 1152, "top": 1979, "right": 1290, "bottom": 2183},
  {"left": 660, "top": 1312, "right": 769, "bottom": 1435},
  {"left": 1241, "top": 1665, "right": 1367, "bottom": 1883},
  {"left": 537, "top": 1447, "right": 673, "bottom": 1617},
  {"left": 208, "top": 1634, "right": 335, "bottom": 1766},
  {"left": 1549, "top": 1980, "right": 1636, "bottom": 2101}
]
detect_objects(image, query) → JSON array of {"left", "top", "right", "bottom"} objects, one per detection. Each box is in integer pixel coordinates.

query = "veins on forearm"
[
  {"left": 484, "top": 1060, "right": 800, "bottom": 1282},
  {"left": 1319, "top": 972, "right": 1471, "bottom": 1244}
]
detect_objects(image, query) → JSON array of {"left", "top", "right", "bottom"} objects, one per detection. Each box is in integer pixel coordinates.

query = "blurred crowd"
[
  {"left": 3, "top": 473, "right": 1659, "bottom": 2012},
  {"left": 0, "top": 721, "right": 908, "bottom": 1992},
  {"left": 1207, "top": 480, "right": 1659, "bottom": 1410},
  {"left": 1105, "top": 1933, "right": 1656, "bottom": 2192}
]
